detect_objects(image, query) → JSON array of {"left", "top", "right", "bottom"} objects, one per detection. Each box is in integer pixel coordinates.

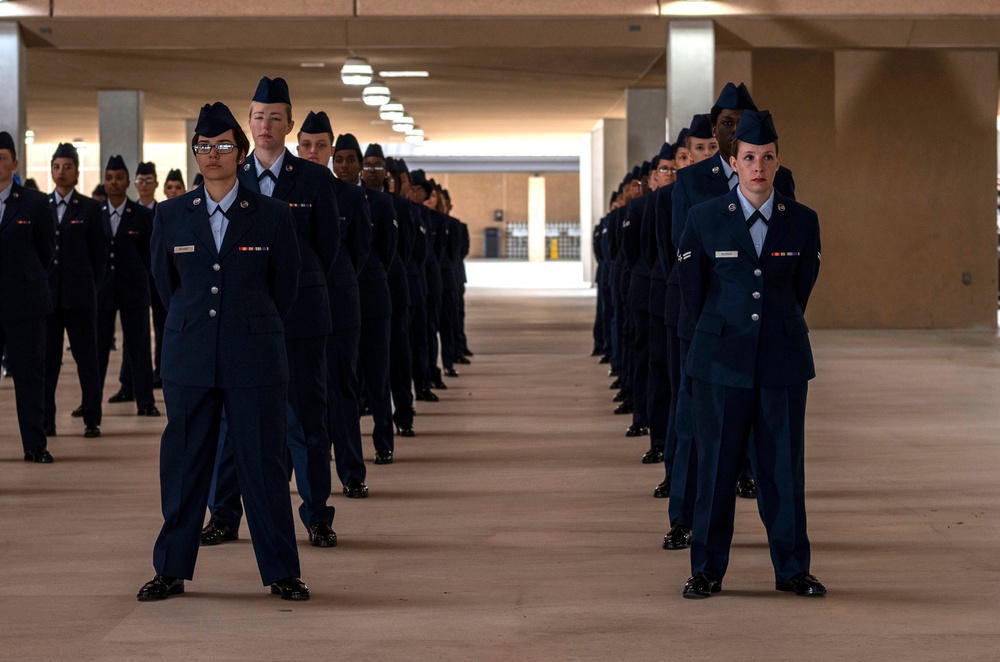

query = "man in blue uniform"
[
  {"left": 137, "top": 101, "right": 308, "bottom": 601},
  {"left": 0, "top": 131, "right": 57, "bottom": 462},
  {"left": 677, "top": 110, "right": 824, "bottom": 599},
  {"left": 296, "top": 112, "right": 372, "bottom": 498},
  {"left": 45, "top": 142, "right": 106, "bottom": 439},
  {"left": 204, "top": 78, "right": 342, "bottom": 549}
]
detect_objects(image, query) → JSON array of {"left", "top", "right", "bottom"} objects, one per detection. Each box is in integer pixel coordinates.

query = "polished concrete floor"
[{"left": 1, "top": 289, "right": 999, "bottom": 661}]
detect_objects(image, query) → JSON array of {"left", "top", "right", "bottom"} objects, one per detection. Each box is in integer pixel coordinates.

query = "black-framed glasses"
[
  {"left": 134, "top": 177, "right": 157, "bottom": 185},
  {"left": 192, "top": 143, "right": 236, "bottom": 155},
  {"left": 362, "top": 165, "right": 385, "bottom": 172},
  {"left": 656, "top": 167, "right": 676, "bottom": 174}
]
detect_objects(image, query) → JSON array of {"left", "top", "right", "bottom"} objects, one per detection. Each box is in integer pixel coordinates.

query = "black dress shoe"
[
  {"left": 200, "top": 520, "right": 239, "bottom": 546},
  {"left": 612, "top": 390, "right": 626, "bottom": 403},
  {"left": 374, "top": 450, "right": 393, "bottom": 465},
  {"left": 108, "top": 389, "right": 134, "bottom": 403},
  {"left": 598, "top": 355, "right": 610, "bottom": 364},
  {"left": 641, "top": 448, "right": 664, "bottom": 464},
  {"left": 736, "top": 477, "right": 758, "bottom": 499},
  {"left": 613, "top": 402, "right": 632, "bottom": 415},
  {"left": 443, "top": 367, "right": 459, "bottom": 378},
  {"left": 137, "top": 574, "right": 184, "bottom": 601},
  {"left": 590, "top": 348, "right": 602, "bottom": 357},
  {"left": 137, "top": 404, "right": 161, "bottom": 416},
  {"left": 153, "top": 377, "right": 163, "bottom": 389},
  {"left": 23, "top": 448, "right": 54, "bottom": 463},
  {"left": 397, "top": 426, "right": 416, "bottom": 438},
  {"left": 608, "top": 369, "right": 618, "bottom": 378},
  {"left": 359, "top": 405, "right": 373, "bottom": 416},
  {"left": 626, "top": 425, "right": 649, "bottom": 438},
  {"left": 308, "top": 522, "right": 338, "bottom": 548},
  {"left": 683, "top": 573, "right": 721, "bottom": 599},
  {"left": 653, "top": 478, "right": 671, "bottom": 498},
  {"left": 71, "top": 405, "right": 84, "bottom": 418},
  {"left": 432, "top": 379, "right": 448, "bottom": 390},
  {"left": 776, "top": 572, "right": 826, "bottom": 597},
  {"left": 456, "top": 356, "right": 471, "bottom": 365},
  {"left": 270, "top": 576, "right": 310, "bottom": 601},
  {"left": 609, "top": 378, "right": 621, "bottom": 390},
  {"left": 463, "top": 349, "right": 474, "bottom": 357},
  {"left": 415, "top": 389, "right": 439, "bottom": 402},
  {"left": 663, "top": 524, "right": 692, "bottom": 550},
  {"left": 43, "top": 423, "right": 56, "bottom": 437},
  {"left": 343, "top": 479, "right": 369, "bottom": 499},
  {"left": 83, "top": 425, "right": 101, "bottom": 438}
]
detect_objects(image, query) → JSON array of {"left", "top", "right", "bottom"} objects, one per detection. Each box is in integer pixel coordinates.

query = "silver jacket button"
[{"left": 751, "top": 313, "right": 760, "bottom": 321}]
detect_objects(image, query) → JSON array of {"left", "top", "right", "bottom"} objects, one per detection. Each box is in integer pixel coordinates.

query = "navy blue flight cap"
[
  {"left": 688, "top": 114, "right": 713, "bottom": 139},
  {"left": 640, "top": 161, "right": 651, "bottom": 178},
  {"left": 410, "top": 169, "right": 427, "bottom": 186},
  {"left": 734, "top": 109, "right": 779, "bottom": 145},
  {"left": 53, "top": 142, "right": 79, "bottom": 162},
  {"left": 714, "top": 82, "right": 757, "bottom": 111},
  {"left": 364, "top": 143, "right": 385, "bottom": 160},
  {"left": 674, "top": 127, "right": 690, "bottom": 151},
  {"left": 396, "top": 158, "right": 410, "bottom": 175},
  {"left": 253, "top": 76, "right": 291, "bottom": 105},
  {"left": 384, "top": 157, "right": 398, "bottom": 173},
  {"left": 300, "top": 110, "right": 332, "bottom": 135},
  {"left": 105, "top": 154, "right": 128, "bottom": 174},
  {"left": 0, "top": 131, "right": 15, "bottom": 157},
  {"left": 136, "top": 161, "right": 156, "bottom": 176},
  {"left": 165, "top": 168, "right": 184, "bottom": 184},
  {"left": 92, "top": 184, "right": 106, "bottom": 197},
  {"left": 195, "top": 102, "right": 241, "bottom": 138},
  {"left": 192, "top": 173, "right": 204, "bottom": 187},
  {"left": 658, "top": 142, "right": 674, "bottom": 161},
  {"left": 609, "top": 191, "right": 618, "bottom": 206},
  {"left": 629, "top": 165, "right": 641, "bottom": 182},
  {"left": 334, "top": 133, "right": 362, "bottom": 159}
]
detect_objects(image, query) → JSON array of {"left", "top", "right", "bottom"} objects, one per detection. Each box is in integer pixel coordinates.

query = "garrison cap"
[
  {"left": 410, "top": 168, "right": 427, "bottom": 186},
  {"left": 658, "top": 142, "right": 674, "bottom": 161},
  {"left": 713, "top": 82, "right": 757, "bottom": 112},
  {"left": 396, "top": 158, "right": 410, "bottom": 174},
  {"left": 384, "top": 157, "right": 398, "bottom": 173},
  {"left": 53, "top": 142, "right": 79, "bottom": 162},
  {"left": 629, "top": 165, "right": 641, "bottom": 182},
  {"left": 688, "top": 114, "right": 713, "bottom": 139},
  {"left": 364, "top": 143, "right": 385, "bottom": 160},
  {"left": 92, "top": 184, "right": 106, "bottom": 197},
  {"left": 640, "top": 160, "right": 651, "bottom": 178},
  {"left": 334, "top": 133, "right": 362, "bottom": 159},
  {"left": 0, "top": 131, "right": 16, "bottom": 157},
  {"left": 300, "top": 110, "right": 332, "bottom": 135},
  {"left": 136, "top": 161, "right": 156, "bottom": 177},
  {"left": 192, "top": 173, "right": 204, "bottom": 187},
  {"left": 195, "top": 102, "right": 241, "bottom": 138},
  {"left": 165, "top": 168, "right": 184, "bottom": 184},
  {"left": 253, "top": 76, "right": 291, "bottom": 105},
  {"left": 105, "top": 155, "right": 128, "bottom": 174},
  {"left": 674, "top": 128, "right": 690, "bottom": 151},
  {"left": 734, "top": 109, "right": 779, "bottom": 145}
]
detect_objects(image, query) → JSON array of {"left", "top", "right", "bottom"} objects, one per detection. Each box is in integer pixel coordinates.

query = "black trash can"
[{"left": 484, "top": 227, "right": 501, "bottom": 258}]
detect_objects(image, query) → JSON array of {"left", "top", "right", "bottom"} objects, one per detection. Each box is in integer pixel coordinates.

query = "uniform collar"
[
  {"left": 735, "top": 186, "right": 775, "bottom": 222},
  {"left": 108, "top": 198, "right": 127, "bottom": 217},
  {"left": 254, "top": 150, "right": 285, "bottom": 181},
  {"left": 54, "top": 190, "right": 72, "bottom": 206},
  {"left": 0, "top": 181, "right": 12, "bottom": 204},
  {"left": 205, "top": 180, "right": 239, "bottom": 216},
  {"left": 719, "top": 153, "right": 735, "bottom": 180}
]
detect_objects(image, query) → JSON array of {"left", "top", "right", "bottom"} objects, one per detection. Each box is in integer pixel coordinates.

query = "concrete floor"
[{"left": 1, "top": 288, "right": 999, "bottom": 661}]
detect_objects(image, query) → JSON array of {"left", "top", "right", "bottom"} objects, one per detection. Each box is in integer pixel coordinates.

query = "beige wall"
[
  {"left": 752, "top": 49, "right": 998, "bottom": 329},
  {"left": 434, "top": 172, "right": 580, "bottom": 257}
]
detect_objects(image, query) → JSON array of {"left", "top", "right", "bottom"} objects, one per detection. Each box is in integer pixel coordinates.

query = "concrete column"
[
  {"left": 585, "top": 119, "right": 626, "bottom": 282},
  {"left": 0, "top": 23, "right": 27, "bottom": 181},
  {"left": 527, "top": 175, "right": 546, "bottom": 263},
  {"left": 579, "top": 133, "right": 594, "bottom": 282},
  {"left": 185, "top": 118, "right": 199, "bottom": 188},
  {"left": 99, "top": 90, "right": 144, "bottom": 198},
  {"left": 666, "top": 20, "right": 715, "bottom": 142},
  {"left": 626, "top": 88, "right": 666, "bottom": 170}
]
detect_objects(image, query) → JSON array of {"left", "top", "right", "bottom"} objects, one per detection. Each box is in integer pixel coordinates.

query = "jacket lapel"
[
  {"left": 0, "top": 184, "right": 22, "bottom": 232},
  {"left": 721, "top": 191, "right": 757, "bottom": 260},
  {"left": 707, "top": 155, "right": 730, "bottom": 198},
  {"left": 218, "top": 185, "right": 255, "bottom": 259},
  {"left": 239, "top": 155, "right": 261, "bottom": 194},
  {"left": 272, "top": 150, "right": 296, "bottom": 200},
  {"left": 759, "top": 194, "right": 792, "bottom": 264},
  {"left": 189, "top": 189, "right": 218, "bottom": 257}
]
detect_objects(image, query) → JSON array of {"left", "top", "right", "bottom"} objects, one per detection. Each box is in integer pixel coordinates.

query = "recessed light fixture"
[
  {"left": 362, "top": 79, "right": 391, "bottom": 106},
  {"left": 379, "top": 71, "right": 429, "bottom": 78},
  {"left": 300, "top": 62, "right": 326, "bottom": 68},
  {"left": 341, "top": 57, "right": 373, "bottom": 86}
]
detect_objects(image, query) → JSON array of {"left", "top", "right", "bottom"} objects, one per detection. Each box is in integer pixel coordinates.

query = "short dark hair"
[
  {"left": 51, "top": 152, "right": 79, "bottom": 169},
  {"left": 191, "top": 125, "right": 251, "bottom": 163},
  {"left": 731, "top": 138, "right": 780, "bottom": 158}
]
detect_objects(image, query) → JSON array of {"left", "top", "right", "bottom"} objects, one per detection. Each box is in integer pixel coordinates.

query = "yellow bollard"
[{"left": 550, "top": 237, "right": 558, "bottom": 259}]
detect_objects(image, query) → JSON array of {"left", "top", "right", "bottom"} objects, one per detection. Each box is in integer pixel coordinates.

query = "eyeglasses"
[
  {"left": 192, "top": 143, "right": 236, "bottom": 155},
  {"left": 134, "top": 177, "right": 157, "bottom": 185},
  {"left": 656, "top": 167, "right": 676, "bottom": 174},
  {"left": 362, "top": 165, "right": 385, "bottom": 172}
]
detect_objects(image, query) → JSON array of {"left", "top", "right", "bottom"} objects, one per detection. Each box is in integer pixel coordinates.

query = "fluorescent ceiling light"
[
  {"left": 404, "top": 134, "right": 425, "bottom": 144},
  {"left": 300, "top": 62, "right": 326, "bottom": 68},
  {"left": 362, "top": 79, "right": 391, "bottom": 106},
  {"left": 341, "top": 58, "right": 373, "bottom": 86},
  {"left": 392, "top": 116, "right": 414, "bottom": 132},
  {"left": 406, "top": 127, "right": 424, "bottom": 137},
  {"left": 379, "top": 71, "right": 429, "bottom": 78},
  {"left": 379, "top": 100, "right": 405, "bottom": 121}
]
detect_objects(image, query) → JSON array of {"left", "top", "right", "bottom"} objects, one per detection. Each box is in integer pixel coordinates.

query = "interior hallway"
[{"left": 1, "top": 288, "right": 999, "bottom": 660}]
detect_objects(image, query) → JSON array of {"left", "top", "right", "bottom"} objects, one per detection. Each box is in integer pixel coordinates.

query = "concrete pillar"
[
  {"left": 185, "top": 118, "right": 199, "bottom": 188},
  {"left": 99, "top": 90, "right": 144, "bottom": 198},
  {"left": 626, "top": 88, "right": 666, "bottom": 170},
  {"left": 0, "top": 23, "right": 27, "bottom": 181},
  {"left": 527, "top": 175, "right": 546, "bottom": 263},
  {"left": 583, "top": 119, "right": 626, "bottom": 282},
  {"left": 666, "top": 20, "right": 715, "bottom": 142}
]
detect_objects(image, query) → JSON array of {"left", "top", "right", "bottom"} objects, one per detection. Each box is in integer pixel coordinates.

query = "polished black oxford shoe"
[
  {"left": 415, "top": 389, "right": 439, "bottom": 402},
  {"left": 456, "top": 356, "right": 471, "bottom": 365},
  {"left": 374, "top": 450, "right": 393, "bottom": 465},
  {"left": 463, "top": 349, "right": 474, "bottom": 357},
  {"left": 432, "top": 379, "right": 448, "bottom": 390},
  {"left": 626, "top": 425, "right": 649, "bottom": 438},
  {"left": 776, "top": 573, "right": 827, "bottom": 597},
  {"left": 71, "top": 405, "right": 84, "bottom": 418},
  {"left": 108, "top": 389, "right": 134, "bottom": 403},
  {"left": 308, "top": 522, "right": 338, "bottom": 548},
  {"left": 653, "top": 478, "right": 671, "bottom": 498},
  {"left": 271, "top": 577, "right": 309, "bottom": 601},
  {"left": 663, "top": 524, "right": 692, "bottom": 550},
  {"left": 598, "top": 355, "right": 610, "bottom": 364},
  {"left": 443, "top": 367, "right": 459, "bottom": 378},
  {"left": 200, "top": 520, "right": 239, "bottom": 546},
  {"left": 608, "top": 378, "right": 621, "bottom": 390},
  {"left": 613, "top": 402, "right": 632, "bottom": 415},
  {"left": 343, "top": 479, "right": 369, "bottom": 498},
  {"left": 153, "top": 377, "right": 163, "bottom": 389},
  {"left": 397, "top": 426, "right": 416, "bottom": 438},
  {"left": 137, "top": 575, "right": 184, "bottom": 601},
  {"left": 359, "top": 405, "right": 372, "bottom": 416},
  {"left": 23, "top": 448, "right": 54, "bottom": 463},
  {"left": 137, "top": 404, "right": 161, "bottom": 416},
  {"left": 83, "top": 425, "right": 101, "bottom": 438},
  {"left": 640, "top": 448, "right": 664, "bottom": 464},
  {"left": 590, "top": 348, "right": 602, "bottom": 357},
  {"left": 683, "top": 573, "right": 721, "bottom": 599},
  {"left": 43, "top": 423, "right": 57, "bottom": 437},
  {"left": 612, "top": 390, "right": 626, "bottom": 403},
  {"left": 736, "top": 477, "right": 758, "bottom": 499}
]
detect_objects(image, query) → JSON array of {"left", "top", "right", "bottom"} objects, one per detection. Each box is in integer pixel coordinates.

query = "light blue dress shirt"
[
  {"left": 205, "top": 181, "right": 239, "bottom": 252},
  {"left": 736, "top": 186, "right": 775, "bottom": 258},
  {"left": 254, "top": 151, "right": 285, "bottom": 198}
]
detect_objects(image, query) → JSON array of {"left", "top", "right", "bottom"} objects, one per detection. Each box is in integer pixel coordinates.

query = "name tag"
[
  {"left": 173, "top": 245, "right": 195, "bottom": 254},
  {"left": 715, "top": 251, "right": 738, "bottom": 258}
]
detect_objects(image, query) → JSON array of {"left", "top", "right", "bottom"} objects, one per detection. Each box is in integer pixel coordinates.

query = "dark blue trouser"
[
  {"left": 97, "top": 306, "right": 154, "bottom": 408},
  {"left": 668, "top": 336, "right": 697, "bottom": 528},
  {"left": 647, "top": 313, "right": 671, "bottom": 458},
  {"left": 409, "top": 302, "right": 430, "bottom": 391},
  {"left": 358, "top": 314, "right": 393, "bottom": 454},
  {"left": 390, "top": 304, "right": 414, "bottom": 429},
  {"left": 328, "top": 325, "right": 366, "bottom": 485},
  {"left": 44, "top": 308, "right": 102, "bottom": 428},
  {"left": 1, "top": 316, "right": 48, "bottom": 453}
]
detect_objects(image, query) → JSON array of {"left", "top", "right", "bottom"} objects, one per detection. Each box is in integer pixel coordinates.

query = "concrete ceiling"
[{"left": 4, "top": 1, "right": 1000, "bottom": 146}]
